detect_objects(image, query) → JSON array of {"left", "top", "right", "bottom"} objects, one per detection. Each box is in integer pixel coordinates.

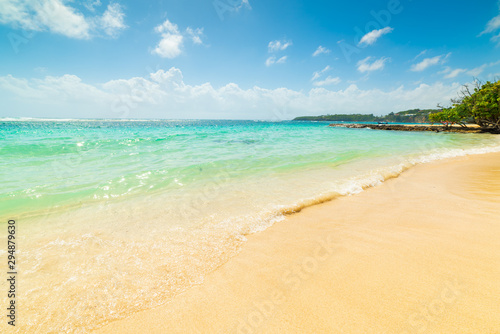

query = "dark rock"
[{"left": 328, "top": 123, "right": 489, "bottom": 134}]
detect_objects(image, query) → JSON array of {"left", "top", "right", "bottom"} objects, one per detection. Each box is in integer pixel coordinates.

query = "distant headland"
[{"left": 293, "top": 109, "right": 438, "bottom": 123}]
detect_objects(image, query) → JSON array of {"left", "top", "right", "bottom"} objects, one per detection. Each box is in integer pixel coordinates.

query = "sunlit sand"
[{"left": 95, "top": 152, "right": 500, "bottom": 333}]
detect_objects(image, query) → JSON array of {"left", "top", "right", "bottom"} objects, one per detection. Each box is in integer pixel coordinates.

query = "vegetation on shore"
[
  {"left": 429, "top": 80, "right": 500, "bottom": 131},
  {"left": 295, "top": 79, "right": 500, "bottom": 132},
  {"left": 293, "top": 109, "right": 439, "bottom": 123}
]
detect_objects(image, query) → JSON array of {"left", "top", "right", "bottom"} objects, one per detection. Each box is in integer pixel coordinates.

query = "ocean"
[{"left": 2, "top": 119, "right": 500, "bottom": 333}]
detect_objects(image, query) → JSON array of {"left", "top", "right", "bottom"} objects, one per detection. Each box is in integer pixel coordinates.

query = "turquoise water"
[
  {"left": 2, "top": 119, "right": 500, "bottom": 333},
  {"left": 3, "top": 119, "right": 499, "bottom": 219}
]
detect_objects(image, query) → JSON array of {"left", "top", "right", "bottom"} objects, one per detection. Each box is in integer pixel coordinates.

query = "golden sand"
[{"left": 94, "top": 152, "right": 500, "bottom": 333}]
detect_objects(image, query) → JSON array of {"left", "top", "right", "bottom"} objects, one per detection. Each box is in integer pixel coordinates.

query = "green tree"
[
  {"left": 465, "top": 80, "right": 500, "bottom": 129},
  {"left": 429, "top": 108, "right": 464, "bottom": 128},
  {"left": 430, "top": 79, "right": 500, "bottom": 131}
]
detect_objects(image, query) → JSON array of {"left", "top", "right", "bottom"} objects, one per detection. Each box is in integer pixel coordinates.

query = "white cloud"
[
  {"left": 35, "top": 0, "right": 91, "bottom": 39},
  {"left": 276, "top": 56, "right": 287, "bottom": 64},
  {"left": 214, "top": 0, "right": 251, "bottom": 20},
  {"left": 441, "top": 67, "right": 467, "bottom": 79},
  {"left": 0, "top": 69, "right": 463, "bottom": 120},
  {"left": 234, "top": 0, "right": 252, "bottom": 11},
  {"left": 268, "top": 40, "right": 292, "bottom": 52},
  {"left": 479, "top": 5, "right": 500, "bottom": 45},
  {"left": 467, "top": 60, "right": 500, "bottom": 77},
  {"left": 358, "top": 27, "right": 393, "bottom": 46},
  {"left": 312, "top": 76, "right": 341, "bottom": 86},
  {"left": 357, "top": 57, "right": 389, "bottom": 73},
  {"left": 265, "top": 56, "right": 287, "bottom": 66},
  {"left": 265, "top": 57, "right": 275, "bottom": 67},
  {"left": 312, "top": 45, "right": 330, "bottom": 57},
  {"left": 481, "top": 15, "right": 500, "bottom": 35},
  {"left": 438, "top": 60, "right": 500, "bottom": 79},
  {"left": 0, "top": 0, "right": 127, "bottom": 39},
  {"left": 186, "top": 27, "right": 203, "bottom": 44},
  {"left": 153, "top": 19, "right": 183, "bottom": 58},
  {"left": 410, "top": 54, "right": 449, "bottom": 72},
  {"left": 0, "top": 0, "right": 38, "bottom": 30},
  {"left": 413, "top": 50, "right": 427, "bottom": 60},
  {"left": 311, "top": 65, "right": 331, "bottom": 81},
  {"left": 492, "top": 32, "right": 500, "bottom": 45},
  {"left": 99, "top": 3, "right": 126, "bottom": 37},
  {"left": 153, "top": 34, "right": 184, "bottom": 58},
  {"left": 467, "top": 64, "right": 487, "bottom": 77},
  {"left": 152, "top": 19, "right": 203, "bottom": 58},
  {"left": 0, "top": 73, "right": 109, "bottom": 101},
  {"left": 155, "top": 19, "right": 180, "bottom": 35},
  {"left": 84, "top": 0, "right": 102, "bottom": 12}
]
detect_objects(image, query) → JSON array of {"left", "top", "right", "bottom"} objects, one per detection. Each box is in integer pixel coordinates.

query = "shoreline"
[
  {"left": 328, "top": 123, "right": 500, "bottom": 134},
  {"left": 94, "top": 152, "right": 500, "bottom": 333}
]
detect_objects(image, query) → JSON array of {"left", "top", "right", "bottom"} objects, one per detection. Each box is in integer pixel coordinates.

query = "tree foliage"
[
  {"left": 430, "top": 79, "right": 500, "bottom": 130},
  {"left": 429, "top": 106, "right": 470, "bottom": 128}
]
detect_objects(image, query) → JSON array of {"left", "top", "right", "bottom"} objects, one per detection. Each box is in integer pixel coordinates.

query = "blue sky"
[{"left": 0, "top": 0, "right": 499, "bottom": 119}]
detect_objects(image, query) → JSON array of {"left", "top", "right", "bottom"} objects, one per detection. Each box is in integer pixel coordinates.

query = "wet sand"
[{"left": 95, "top": 152, "right": 500, "bottom": 334}]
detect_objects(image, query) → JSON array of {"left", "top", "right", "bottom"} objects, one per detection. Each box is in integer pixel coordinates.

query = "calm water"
[{"left": 1, "top": 119, "right": 500, "bottom": 333}]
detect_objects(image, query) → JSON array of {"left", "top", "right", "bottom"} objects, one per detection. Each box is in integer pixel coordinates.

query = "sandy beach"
[{"left": 93, "top": 152, "right": 500, "bottom": 333}]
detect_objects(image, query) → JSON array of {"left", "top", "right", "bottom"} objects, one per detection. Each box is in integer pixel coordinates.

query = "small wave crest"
[{"left": 266, "top": 142, "right": 500, "bottom": 219}]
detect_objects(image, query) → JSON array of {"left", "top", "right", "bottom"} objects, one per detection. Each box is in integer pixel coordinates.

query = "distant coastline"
[
  {"left": 293, "top": 109, "right": 440, "bottom": 123},
  {"left": 294, "top": 108, "right": 500, "bottom": 133}
]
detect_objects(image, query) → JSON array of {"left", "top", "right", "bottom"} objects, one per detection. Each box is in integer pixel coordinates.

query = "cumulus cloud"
[
  {"left": 0, "top": 68, "right": 464, "bottom": 120},
  {"left": 99, "top": 3, "right": 126, "bottom": 37},
  {"left": 152, "top": 19, "right": 203, "bottom": 58},
  {"left": 265, "top": 56, "right": 287, "bottom": 66},
  {"left": 410, "top": 54, "right": 449, "bottom": 72},
  {"left": 30, "top": 0, "right": 90, "bottom": 39},
  {"left": 357, "top": 57, "right": 389, "bottom": 73},
  {"left": 312, "top": 45, "right": 330, "bottom": 57},
  {"left": 152, "top": 19, "right": 183, "bottom": 58},
  {"left": 358, "top": 27, "right": 393, "bottom": 46},
  {"left": 0, "top": 0, "right": 127, "bottom": 39},
  {"left": 268, "top": 40, "right": 292, "bottom": 52}
]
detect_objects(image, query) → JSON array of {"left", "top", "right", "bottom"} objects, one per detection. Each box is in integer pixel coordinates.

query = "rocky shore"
[{"left": 328, "top": 123, "right": 499, "bottom": 134}]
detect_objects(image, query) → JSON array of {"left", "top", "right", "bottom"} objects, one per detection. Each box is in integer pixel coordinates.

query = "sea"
[{"left": 1, "top": 119, "right": 500, "bottom": 333}]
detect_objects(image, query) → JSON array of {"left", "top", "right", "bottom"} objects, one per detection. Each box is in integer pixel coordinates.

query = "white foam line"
[{"left": 248, "top": 141, "right": 500, "bottom": 235}]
